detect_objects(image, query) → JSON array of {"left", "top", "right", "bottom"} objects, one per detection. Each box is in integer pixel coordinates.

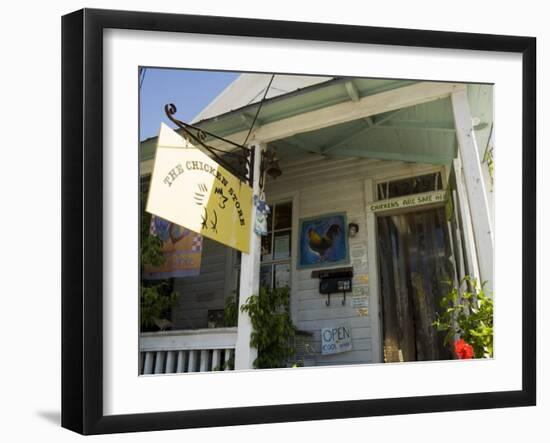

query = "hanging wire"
[
  {"left": 165, "top": 104, "right": 253, "bottom": 185},
  {"left": 242, "top": 74, "right": 275, "bottom": 147},
  {"left": 162, "top": 73, "right": 275, "bottom": 186}
]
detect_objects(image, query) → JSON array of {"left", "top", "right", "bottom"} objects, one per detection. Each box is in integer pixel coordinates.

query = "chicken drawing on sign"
[
  {"left": 298, "top": 213, "right": 349, "bottom": 269},
  {"left": 308, "top": 224, "right": 341, "bottom": 261},
  {"left": 194, "top": 182, "right": 228, "bottom": 234}
]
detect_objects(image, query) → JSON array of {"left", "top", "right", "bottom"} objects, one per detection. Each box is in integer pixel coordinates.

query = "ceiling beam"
[
  {"left": 275, "top": 137, "right": 322, "bottom": 154},
  {"left": 344, "top": 80, "right": 360, "bottom": 102},
  {"left": 291, "top": 133, "right": 324, "bottom": 153},
  {"left": 328, "top": 148, "right": 453, "bottom": 165},
  {"left": 240, "top": 112, "right": 260, "bottom": 128},
  {"left": 376, "top": 121, "right": 456, "bottom": 132},
  {"left": 322, "top": 109, "right": 406, "bottom": 153}
]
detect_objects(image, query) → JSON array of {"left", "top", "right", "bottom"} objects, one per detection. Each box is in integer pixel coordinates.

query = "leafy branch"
[
  {"left": 433, "top": 276, "right": 493, "bottom": 358},
  {"left": 240, "top": 286, "right": 296, "bottom": 369}
]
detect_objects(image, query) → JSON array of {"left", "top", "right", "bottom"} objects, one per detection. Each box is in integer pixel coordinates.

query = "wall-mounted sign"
[
  {"left": 273, "top": 234, "right": 290, "bottom": 260},
  {"left": 147, "top": 124, "right": 253, "bottom": 253},
  {"left": 356, "top": 308, "right": 369, "bottom": 317},
  {"left": 368, "top": 190, "right": 446, "bottom": 213},
  {"left": 351, "top": 295, "right": 368, "bottom": 308},
  {"left": 321, "top": 324, "right": 352, "bottom": 355},
  {"left": 298, "top": 213, "right": 349, "bottom": 269}
]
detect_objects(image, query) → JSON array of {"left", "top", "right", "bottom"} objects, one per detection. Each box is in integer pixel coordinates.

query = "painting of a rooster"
[{"left": 299, "top": 213, "right": 349, "bottom": 268}]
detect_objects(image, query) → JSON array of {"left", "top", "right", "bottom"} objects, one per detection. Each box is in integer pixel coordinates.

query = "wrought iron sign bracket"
[{"left": 165, "top": 104, "right": 254, "bottom": 186}]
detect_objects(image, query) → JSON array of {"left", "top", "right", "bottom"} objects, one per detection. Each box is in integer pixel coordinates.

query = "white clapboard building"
[{"left": 139, "top": 74, "right": 494, "bottom": 374}]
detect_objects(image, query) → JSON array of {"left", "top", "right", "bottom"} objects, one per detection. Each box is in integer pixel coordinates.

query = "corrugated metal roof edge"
[
  {"left": 190, "top": 72, "right": 247, "bottom": 123},
  {"left": 191, "top": 76, "right": 343, "bottom": 127}
]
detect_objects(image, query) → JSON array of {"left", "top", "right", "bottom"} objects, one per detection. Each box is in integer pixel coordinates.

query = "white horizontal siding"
[
  {"left": 171, "top": 238, "right": 229, "bottom": 330},
  {"left": 164, "top": 153, "right": 440, "bottom": 366},
  {"left": 268, "top": 155, "right": 438, "bottom": 367}
]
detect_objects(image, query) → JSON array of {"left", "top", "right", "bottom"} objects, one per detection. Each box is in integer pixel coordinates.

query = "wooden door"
[{"left": 377, "top": 207, "right": 454, "bottom": 362}]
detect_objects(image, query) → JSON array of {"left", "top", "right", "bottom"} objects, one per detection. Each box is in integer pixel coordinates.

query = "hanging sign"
[
  {"left": 146, "top": 123, "right": 253, "bottom": 253},
  {"left": 368, "top": 190, "right": 446, "bottom": 213},
  {"left": 321, "top": 324, "right": 352, "bottom": 355}
]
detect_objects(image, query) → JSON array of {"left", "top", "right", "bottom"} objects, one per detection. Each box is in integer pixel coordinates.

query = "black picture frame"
[{"left": 62, "top": 8, "right": 536, "bottom": 435}]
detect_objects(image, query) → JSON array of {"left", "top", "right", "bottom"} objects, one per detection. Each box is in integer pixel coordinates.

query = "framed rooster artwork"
[{"left": 298, "top": 213, "right": 349, "bottom": 269}]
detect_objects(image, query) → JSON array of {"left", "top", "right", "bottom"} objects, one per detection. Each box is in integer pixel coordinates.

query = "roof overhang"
[{"left": 140, "top": 78, "right": 492, "bottom": 174}]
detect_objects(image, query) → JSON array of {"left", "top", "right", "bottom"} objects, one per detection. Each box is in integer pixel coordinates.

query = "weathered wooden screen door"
[{"left": 377, "top": 207, "right": 454, "bottom": 363}]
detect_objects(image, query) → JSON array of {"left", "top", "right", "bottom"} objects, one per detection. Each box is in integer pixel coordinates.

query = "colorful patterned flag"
[{"left": 143, "top": 216, "right": 203, "bottom": 279}]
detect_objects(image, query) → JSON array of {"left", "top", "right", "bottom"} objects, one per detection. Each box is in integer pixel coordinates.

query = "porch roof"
[
  {"left": 272, "top": 97, "right": 457, "bottom": 166},
  {"left": 140, "top": 76, "right": 492, "bottom": 168},
  {"left": 140, "top": 77, "right": 416, "bottom": 162}
]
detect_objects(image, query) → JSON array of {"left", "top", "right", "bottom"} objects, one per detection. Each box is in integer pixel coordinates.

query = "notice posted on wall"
[{"left": 321, "top": 324, "right": 352, "bottom": 355}]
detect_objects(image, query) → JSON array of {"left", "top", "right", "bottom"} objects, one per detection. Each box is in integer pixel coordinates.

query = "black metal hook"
[{"left": 164, "top": 104, "right": 254, "bottom": 186}]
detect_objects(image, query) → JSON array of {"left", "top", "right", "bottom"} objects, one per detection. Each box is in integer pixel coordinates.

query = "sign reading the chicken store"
[{"left": 147, "top": 124, "right": 253, "bottom": 253}]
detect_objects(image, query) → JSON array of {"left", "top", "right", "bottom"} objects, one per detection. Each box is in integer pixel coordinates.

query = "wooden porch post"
[
  {"left": 451, "top": 90, "right": 494, "bottom": 289},
  {"left": 364, "top": 178, "right": 383, "bottom": 363},
  {"left": 234, "top": 142, "right": 264, "bottom": 370}
]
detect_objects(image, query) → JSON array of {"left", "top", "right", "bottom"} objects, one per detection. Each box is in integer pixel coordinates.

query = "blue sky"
[{"left": 139, "top": 68, "right": 239, "bottom": 141}]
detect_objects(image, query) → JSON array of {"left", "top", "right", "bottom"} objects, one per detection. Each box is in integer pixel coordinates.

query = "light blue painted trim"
[{"left": 329, "top": 149, "right": 454, "bottom": 165}]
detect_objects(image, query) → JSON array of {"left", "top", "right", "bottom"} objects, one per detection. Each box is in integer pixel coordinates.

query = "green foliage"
[
  {"left": 223, "top": 294, "right": 239, "bottom": 327},
  {"left": 212, "top": 352, "right": 234, "bottom": 371},
  {"left": 483, "top": 145, "right": 495, "bottom": 188},
  {"left": 140, "top": 191, "right": 164, "bottom": 267},
  {"left": 482, "top": 125, "right": 494, "bottom": 189},
  {"left": 433, "top": 276, "right": 493, "bottom": 358},
  {"left": 139, "top": 187, "right": 179, "bottom": 330},
  {"left": 240, "top": 286, "right": 296, "bottom": 369},
  {"left": 140, "top": 283, "right": 180, "bottom": 328}
]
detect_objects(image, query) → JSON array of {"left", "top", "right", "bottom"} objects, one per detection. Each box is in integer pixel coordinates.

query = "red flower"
[{"left": 454, "top": 339, "right": 474, "bottom": 359}]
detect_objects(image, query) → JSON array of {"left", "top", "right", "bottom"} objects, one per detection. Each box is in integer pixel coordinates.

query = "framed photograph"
[
  {"left": 62, "top": 8, "right": 536, "bottom": 435},
  {"left": 298, "top": 213, "right": 349, "bottom": 269}
]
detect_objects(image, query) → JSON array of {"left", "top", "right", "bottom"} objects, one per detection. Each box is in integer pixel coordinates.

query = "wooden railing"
[{"left": 139, "top": 327, "right": 237, "bottom": 374}]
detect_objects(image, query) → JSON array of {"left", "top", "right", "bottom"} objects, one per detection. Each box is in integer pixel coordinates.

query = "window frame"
[{"left": 233, "top": 198, "right": 294, "bottom": 292}]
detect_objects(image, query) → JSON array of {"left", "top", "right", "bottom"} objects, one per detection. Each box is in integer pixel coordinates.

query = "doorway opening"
[{"left": 377, "top": 207, "right": 454, "bottom": 362}]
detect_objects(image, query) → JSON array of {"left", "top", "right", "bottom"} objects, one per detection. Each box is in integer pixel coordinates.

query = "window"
[
  {"left": 377, "top": 172, "right": 443, "bottom": 200},
  {"left": 234, "top": 200, "right": 293, "bottom": 292}
]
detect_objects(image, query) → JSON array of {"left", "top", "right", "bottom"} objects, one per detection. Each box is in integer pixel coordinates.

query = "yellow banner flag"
[{"left": 146, "top": 123, "right": 252, "bottom": 253}]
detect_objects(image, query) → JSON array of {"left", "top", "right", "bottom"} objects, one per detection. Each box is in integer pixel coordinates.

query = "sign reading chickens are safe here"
[{"left": 146, "top": 123, "right": 253, "bottom": 253}]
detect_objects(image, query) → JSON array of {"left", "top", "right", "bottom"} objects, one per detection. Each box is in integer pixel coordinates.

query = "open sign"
[{"left": 321, "top": 325, "right": 352, "bottom": 355}]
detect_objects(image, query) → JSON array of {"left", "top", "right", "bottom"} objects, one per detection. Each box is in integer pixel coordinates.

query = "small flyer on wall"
[
  {"left": 273, "top": 234, "right": 290, "bottom": 260},
  {"left": 275, "top": 263, "right": 290, "bottom": 288}
]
